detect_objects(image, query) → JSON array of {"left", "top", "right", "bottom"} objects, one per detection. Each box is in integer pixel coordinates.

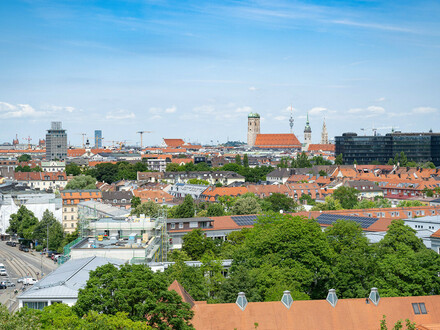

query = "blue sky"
[{"left": 0, "top": 0, "right": 439, "bottom": 147}]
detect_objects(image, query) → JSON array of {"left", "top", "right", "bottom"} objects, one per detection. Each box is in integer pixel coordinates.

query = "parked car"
[
  {"left": 17, "top": 277, "right": 26, "bottom": 283},
  {"left": 1, "top": 280, "right": 15, "bottom": 287},
  {"left": 5, "top": 241, "right": 16, "bottom": 247},
  {"left": 0, "top": 282, "right": 6, "bottom": 289},
  {"left": 19, "top": 245, "right": 29, "bottom": 252},
  {"left": 0, "top": 264, "right": 7, "bottom": 276}
]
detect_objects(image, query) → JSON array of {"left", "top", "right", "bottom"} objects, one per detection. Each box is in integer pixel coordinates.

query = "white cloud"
[
  {"left": 282, "top": 106, "right": 297, "bottom": 113},
  {"left": 106, "top": 109, "right": 135, "bottom": 120},
  {"left": 367, "top": 106, "right": 385, "bottom": 114},
  {"left": 150, "top": 115, "right": 162, "bottom": 120},
  {"left": 0, "top": 102, "right": 43, "bottom": 118},
  {"left": 308, "top": 107, "right": 327, "bottom": 115},
  {"left": 248, "top": 86, "right": 258, "bottom": 91},
  {"left": 412, "top": 106, "right": 437, "bottom": 114},
  {"left": 235, "top": 106, "right": 252, "bottom": 113},
  {"left": 348, "top": 108, "right": 363, "bottom": 114},
  {"left": 149, "top": 107, "right": 161, "bottom": 114},
  {"left": 165, "top": 106, "right": 177, "bottom": 113},
  {"left": 193, "top": 105, "right": 215, "bottom": 114},
  {"left": 376, "top": 97, "right": 386, "bottom": 102},
  {"left": 274, "top": 115, "right": 287, "bottom": 121}
]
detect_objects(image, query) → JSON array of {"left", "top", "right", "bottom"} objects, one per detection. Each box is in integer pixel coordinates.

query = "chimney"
[
  {"left": 281, "top": 290, "right": 293, "bottom": 309},
  {"left": 236, "top": 292, "right": 248, "bottom": 311},
  {"left": 369, "top": 287, "right": 380, "bottom": 306},
  {"left": 326, "top": 289, "right": 338, "bottom": 307}
]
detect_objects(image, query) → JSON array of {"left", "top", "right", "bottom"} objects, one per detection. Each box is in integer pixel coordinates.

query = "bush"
[{"left": 35, "top": 245, "right": 43, "bottom": 252}]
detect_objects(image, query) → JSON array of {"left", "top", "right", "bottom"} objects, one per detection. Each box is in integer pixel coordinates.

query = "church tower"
[
  {"left": 247, "top": 113, "right": 260, "bottom": 147},
  {"left": 321, "top": 118, "right": 329, "bottom": 144},
  {"left": 304, "top": 113, "right": 312, "bottom": 148}
]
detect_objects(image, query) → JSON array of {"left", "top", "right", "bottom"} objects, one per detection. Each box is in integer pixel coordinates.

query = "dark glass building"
[
  {"left": 46, "top": 121, "right": 67, "bottom": 161},
  {"left": 335, "top": 132, "right": 440, "bottom": 166}
]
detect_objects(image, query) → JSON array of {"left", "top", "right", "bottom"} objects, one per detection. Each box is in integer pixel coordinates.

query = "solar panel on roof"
[
  {"left": 316, "top": 214, "right": 378, "bottom": 229},
  {"left": 231, "top": 215, "right": 258, "bottom": 226}
]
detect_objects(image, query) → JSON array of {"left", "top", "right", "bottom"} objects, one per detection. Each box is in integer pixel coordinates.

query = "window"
[
  {"left": 71, "top": 208, "right": 73, "bottom": 212},
  {"left": 23, "top": 301, "right": 48, "bottom": 310},
  {"left": 189, "top": 222, "right": 198, "bottom": 228},
  {"left": 412, "top": 303, "right": 427, "bottom": 314},
  {"left": 71, "top": 215, "right": 74, "bottom": 220},
  {"left": 71, "top": 223, "right": 74, "bottom": 228},
  {"left": 171, "top": 223, "right": 175, "bottom": 229},
  {"left": 179, "top": 222, "right": 183, "bottom": 229}
]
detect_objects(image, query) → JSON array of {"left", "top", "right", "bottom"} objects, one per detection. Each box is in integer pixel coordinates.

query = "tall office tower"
[
  {"left": 94, "top": 130, "right": 102, "bottom": 148},
  {"left": 247, "top": 113, "right": 260, "bottom": 147},
  {"left": 46, "top": 121, "right": 67, "bottom": 160}
]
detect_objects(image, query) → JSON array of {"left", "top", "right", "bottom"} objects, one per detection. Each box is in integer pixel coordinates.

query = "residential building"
[
  {"left": 146, "top": 158, "right": 168, "bottom": 172},
  {"left": 101, "top": 191, "right": 133, "bottom": 209},
  {"left": 61, "top": 190, "right": 102, "bottom": 233},
  {"left": 344, "top": 180, "right": 384, "bottom": 200},
  {"left": 163, "top": 171, "right": 245, "bottom": 186},
  {"left": 14, "top": 171, "right": 68, "bottom": 191},
  {"left": 77, "top": 200, "right": 130, "bottom": 221},
  {"left": 46, "top": 121, "right": 67, "bottom": 161},
  {"left": 168, "top": 183, "right": 208, "bottom": 200},
  {"left": 133, "top": 189, "right": 174, "bottom": 205},
  {"left": 41, "top": 161, "right": 65, "bottom": 172}
]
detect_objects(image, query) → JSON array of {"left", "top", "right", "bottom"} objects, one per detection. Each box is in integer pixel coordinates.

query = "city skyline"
[{"left": 0, "top": 0, "right": 439, "bottom": 146}]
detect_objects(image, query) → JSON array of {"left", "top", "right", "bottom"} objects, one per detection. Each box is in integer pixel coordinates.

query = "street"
[{"left": 0, "top": 241, "right": 58, "bottom": 312}]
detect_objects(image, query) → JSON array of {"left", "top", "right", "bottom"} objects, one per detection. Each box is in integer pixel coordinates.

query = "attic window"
[
  {"left": 326, "top": 289, "right": 338, "bottom": 307},
  {"left": 369, "top": 288, "right": 380, "bottom": 306},
  {"left": 281, "top": 291, "right": 293, "bottom": 309},
  {"left": 412, "top": 303, "right": 427, "bottom": 314},
  {"left": 236, "top": 292, "right": 248, "bottom": 311}
]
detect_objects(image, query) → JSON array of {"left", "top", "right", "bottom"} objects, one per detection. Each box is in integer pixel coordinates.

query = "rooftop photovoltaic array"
[
  {"left": 316, "top": 213, "right": 378, "bottom": 229},
  {"left": 231, "top": 215, "right": 259, "bottom": 226}
]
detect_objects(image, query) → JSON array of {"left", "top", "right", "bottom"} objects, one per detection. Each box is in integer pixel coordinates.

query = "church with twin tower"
[{"left": 247, "top": 112, "right": 329, "bottom": 149}]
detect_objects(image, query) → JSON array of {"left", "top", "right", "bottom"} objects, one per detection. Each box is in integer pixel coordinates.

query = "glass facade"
[
  {"left": 335, "top": 132, "right": 440, "bottom": 166},
  {"left": 46, "top": 122, "right": 67, "bottom": 160},
  {"left": 94, "top": 130, "right": 102, "bottom": 148}
]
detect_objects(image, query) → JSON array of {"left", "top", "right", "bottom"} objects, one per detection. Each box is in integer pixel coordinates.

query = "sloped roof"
[
  {"left": 188, "top": 295, "right": 440, "bottom": 330},
  {"left": 254, "top": 134, "right": 301, "bottom": 148},
  {"left": 308, "top": 144, "right": 335, "bottom": 152},
  {"left": 168, "top": 280, "right": 195, "bottom": 308},
  {"left": 163, "top": 139, "right": 185, "bottom": 148}
]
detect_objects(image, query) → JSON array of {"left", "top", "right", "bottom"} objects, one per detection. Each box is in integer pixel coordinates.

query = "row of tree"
[
  {"left": 277, "top": 154, "right": 333, "bottom": 169},
  {"left": 6, "top": 206, "right": 76, "bottom": 252},
  {"left": 167, "top": 214, "right": 440, "bottom": 303},
  {"left": 130, "top": 193, "right": 298, "bottom": 219}
]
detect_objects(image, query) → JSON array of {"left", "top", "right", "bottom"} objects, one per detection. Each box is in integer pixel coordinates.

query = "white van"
[
  {"left": 0, "top": 264, "right": 6, "bottom": 276},
  {"left": 23, "top": 278, "right": 37, "bottom": 285}
]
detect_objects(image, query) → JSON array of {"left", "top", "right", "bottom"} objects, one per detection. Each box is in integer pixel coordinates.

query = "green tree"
[
  {"left": 325, "top": 220, "right": 374, "bottom": 298},
  {"left": 318, "top": 170, "right": 327, "bottom": 176},
  {"left": 262, "top": 193, "right": 297, "bottom": 212},
  {"left": 65, "top": 163, "right": 82, "bottom": 176},
  {"left": 387, "top": 158, "right": 395, "bottom": 165},
  {"left": 18, "top": 154, "right": 32, "bottom": 162},
  {"left": 235, "top": 154, "right": 242, "bottom": 165},
  {"left": 231, "top": 196, "right": 262, "bottom": 215},
  {"left": 187, "top": 178, "right": 209, "bottom": 185},
  {"left": 7, "top": 205, "right": 38, "bottom": 239},
  {"left": 397, "top": 200, "right": 423, "bottom": 207},
  {"left": 228, "top": 213, "right": 333, "bottom": 300},
  {"left": 130, "top": 201, "right": 160, "bottom": 217},
  {"left": 0, "top": 304, "right": 41, "bottom": 329},
  {"left": 332, "top": 186, "right": 359, "bottom": 209},
  {"left": 33, "top": 210, "right": 64, "bottom": 251},
  {"left": 95, "top": 162, "right": 119, "bottom": 183},
  {"left": 207, "top": 203, "right": 225, "bottom": 217},
  {"left": 335, "top": 154, "right": 343, "bottom": 165},
  {"left": 74, "top": 263, "right": 194, "bottom": 328},
  {"left": 131, "top": 196, "right": 141, "bottom": 208},
  {"left": 174, "top": 195, "right": 195, "bottom": 218},
  {"left": 311, "top": 196, "right": 343, "bottom": 211},
  {"left": 399, "top": 151, "right": 408, "bottom": 166},
  {"left": 295, "top": 152, "right": 312, "bottom": 168},
  {"left": 299, "top": 194, "right": 316, "bottom": 205},
  {"left": 243, "top": 154, "right": 249, "bottom": 168},
  {"left": 182, "top": 229, "right": 216, "bottom": 260},
  {"left": 201, "top": 251, "right": 224, "bottom": 300},
  {"left": 65, "top": 175, "right": 96, "bottom": 190},
  {"left": 373, "top": 220, "right": 440, "bottom": 296},
  {"left": 166, "top": 163, "right": 180, "bottom": 172}
]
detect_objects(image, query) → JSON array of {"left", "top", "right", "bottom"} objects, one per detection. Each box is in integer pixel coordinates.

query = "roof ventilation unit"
[
  {"left": 236, "top": 292, "right": 248, "bottom": 311},
  {"left": 281, "top": 290, "right": 293, "bottom": 309},
  {"left": 369, "top": 287, "right": 380, "bottom": 306},
  {"left": 326, "top": 289, "right": 338, "bottom": 307}
]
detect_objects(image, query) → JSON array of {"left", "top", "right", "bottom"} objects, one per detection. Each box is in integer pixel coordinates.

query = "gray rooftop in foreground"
[
  {"left": 18, "top": 256, "right": 125, "bottom": 300},
  {"left": 78, "top": 200, "right": 130, "bottom": 217}
]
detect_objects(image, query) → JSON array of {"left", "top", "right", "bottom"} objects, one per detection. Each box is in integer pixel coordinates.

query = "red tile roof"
[
  {"left": 254, "top": 134, "right": 302, "bottom": 148},
  {"left": 308, "top": 144, "right": 335, "bottom": 152},
  {"left": 163, "top": 139, "right": 185, "bottom": 148}
]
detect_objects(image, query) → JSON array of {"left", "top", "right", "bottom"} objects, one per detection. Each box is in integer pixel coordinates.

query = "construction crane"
[
  {"left": 22, "top": 136, "right": 32, "bottom": 149},
  {"left": 361, "top": 126, "right": 399, "bottom": 136},
  {"left": 75, "top": 133, "right": 87, "bottom": 148},
  {"left": 137, "top": 131, "right": 152, "bottom": 149}
]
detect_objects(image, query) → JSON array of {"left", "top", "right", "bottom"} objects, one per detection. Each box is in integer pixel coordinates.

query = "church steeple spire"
[
  {"left": 289, "top": 105, "right": 294, "bottom": 133},
  {"left": 321, "top": 118, "right": 329, "bottom": 144}
]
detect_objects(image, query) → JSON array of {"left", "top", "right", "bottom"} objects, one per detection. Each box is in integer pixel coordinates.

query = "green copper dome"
[{"left": 248, "top": 112, "right": 260, "bottom": 118}]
